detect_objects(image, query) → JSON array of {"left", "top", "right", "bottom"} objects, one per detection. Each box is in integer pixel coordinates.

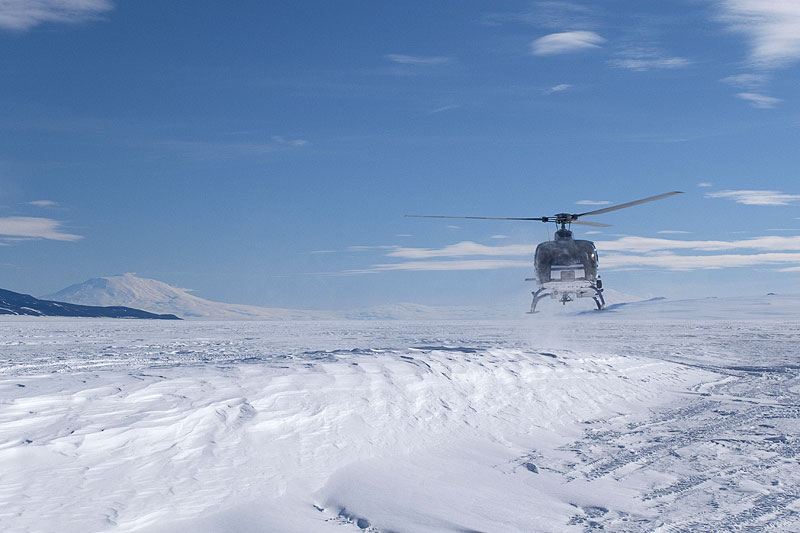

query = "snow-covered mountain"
[
  {"left": 43, "top": 274, "right": 332, "bottom": 320},
  {"left": 0, "top": 287, "right": 179, "bottom": 319},
  {"left": 42, "top": 274, "right": 527, "bottom": 320}
]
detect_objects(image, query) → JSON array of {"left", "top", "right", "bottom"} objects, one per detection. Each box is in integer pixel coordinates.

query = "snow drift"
[{"left": 1, "top": 320, "right": 710, "bottom": 532}]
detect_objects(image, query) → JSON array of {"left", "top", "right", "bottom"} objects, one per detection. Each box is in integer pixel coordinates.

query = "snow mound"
[{"left": 0, "top": 320, "right": 712, "bottom": 532}]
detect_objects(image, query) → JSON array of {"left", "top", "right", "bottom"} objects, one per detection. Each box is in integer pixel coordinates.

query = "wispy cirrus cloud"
[
  {"left": 530, "top": 31, "right": 605, "bottom": 56},
  {"left": 608, "top": 47, "right": 690, "bottom": 71},
  {"left": 722, "top": 73, "right": 770, "bottom": 89},
  {"left": 428, "top": 104, "right": 461, "bottom": 114},
  {"left": 545, "top": 83, "right": 572, "bottom": 93},
  {"left": 161, "top": 135, "right": 310, "bottom": 158},
  {"left": 716, "top": 0, "right": 800, "bottom": 69},
  {"left": 0, "top": 216, "right": 81, "bottom": 241},
  {"left": 385, "top": 54, "right": 453, "bottom": 66},
  {"left": 347, "top": 245, "right": 397, "bottom": 252},
  {"left": 706, "top": 189, "right": 800, "bottom": 205},
  {"left": 575, "top": 200, "right": 610, "bottom": 206},
  {"left": 383, "top": 54, "right": 455, "bottom": 77},
  {"left": 735, "top": 92, "right": 781, "bottom": 108},
  {"left": 387, "top": 241, "right": 532, "bottom": 259},
  {"left": 0, "top": 0, "right": 112, "bottom": 31},
  {"left": 715, "top": 1, "right": 800, "bottom": 107},
  {"left": 354, "top": 259, "right": 531, "bottom": 273},
  {"left": 28, "top": 199, "right": 58, "bottom": 207},
  {"left": 484, "top": 2, "right": 597, "bottom": 30}
]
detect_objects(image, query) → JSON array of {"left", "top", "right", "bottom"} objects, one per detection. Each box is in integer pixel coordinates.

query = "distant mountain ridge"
[
  {"left": 0, "top": 288, "right": 179, "bottom": 319},
  {"left": 43, "top": 273, "right": 337, "bottom": 320},
  {"left": 43, "top": 273, "right": 530, "bottom": 320}
]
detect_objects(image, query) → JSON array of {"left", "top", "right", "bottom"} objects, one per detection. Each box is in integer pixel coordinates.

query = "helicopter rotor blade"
[
  {"left": 572, "top": 220, "right": 611, "bottom": 227},
  {"left": 576, "top": 191, "right": 683, "bottom": 218},
  {"left": 404, "top": 215, "right": 548, "bottom": 221}
]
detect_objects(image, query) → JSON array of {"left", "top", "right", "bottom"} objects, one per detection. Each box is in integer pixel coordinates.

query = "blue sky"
[{"left": 2, "top": 0, "right": 800, "bottom": 309}]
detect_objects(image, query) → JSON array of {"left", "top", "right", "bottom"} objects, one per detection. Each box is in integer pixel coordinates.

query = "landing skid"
[
  {"left": 527, "top": 288, "right": 549, "bottom": 314},
  {"left": 591, "top": 285, "right": 605, "bottom": 311},
  {"left": 527, "top": 284, "right": 605, "bottom": 313}
]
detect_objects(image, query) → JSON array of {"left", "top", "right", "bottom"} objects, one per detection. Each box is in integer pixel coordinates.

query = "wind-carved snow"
[{"left": 1, "top": 312, "right": 799, "bottom": 532}]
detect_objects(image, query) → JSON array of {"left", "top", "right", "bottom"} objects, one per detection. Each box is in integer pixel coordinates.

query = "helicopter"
[{"left": 406, "top": 191, "right": 683, "bottom": 313}]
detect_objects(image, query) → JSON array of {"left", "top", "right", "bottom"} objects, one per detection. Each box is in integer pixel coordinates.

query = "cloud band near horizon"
[
  {"left": 350, "top": 234, "right": 800, "bottom": 273},
  {"left": 0, "top": 217, "right": 82, "bottom": 242}
]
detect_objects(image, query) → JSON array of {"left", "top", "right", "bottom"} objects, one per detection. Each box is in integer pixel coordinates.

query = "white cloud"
[
  {"left": 429, "top": 104, "right": 461, "bottom": 114},
  {"left": 0, "top": 216, "right": 81, "bottom": 241},
  {"left": 387, "top": 241, "right": 533, "bottom": 259},
  {"left": 722, "top": 73, "right": 769, "bottom": 89},
  {"left": 546, "top": 83, "right": 572, "bottom": 93},
  {"left": 0, "top": 0, "right": 112, "bottom": 31},
  {"left": 372, "top": 235, "right": 800, "bottom": 273},
  {"left": 716, "top": 0, "right": 800, "bottom": 69},
  {"left": 697, "top": 182, "right": 713, "bottom": 188},
  {"left": 363, "top": 259, "right": 531, "bottom": 272},
  {"left": 657, "top": 230, "right": 691, "bottom": 235},
  {"left": 162, "top": 136, "right": 310, "bottom": 158},
  {"left": 491, "top": 234, "right": 509, "bottom": 239},
  {"left": 28, "top": 199, "right": 58, "bottom": 207},
  {"left": 575, "top": 200, "right": 610, "bottom": 206},
  {"left": 270, "top": 135, "right": 310, "bottom": 147},
  {"left": 602, "top": 251, "right": 800, "bottom": 271},
  {"left": 595, "top": 235, "right": 800, "bottom": 253},
  {"left": 597, "top": 235, "right": 800, "bottom": 271},
  {"left": 609, "top": 48, "right": 690, "bottom": 71},
  {"left": 736, "top": 92, "right": 781, "bottom": 108},
  {"left": 389, "top": 236, "right": 800, "bottom": 259},
  {"left": 610, "top": 57, "right": 690, "bottom": 71},
  {"left": 530, "top": 31, "right": 605, "bottom": 56},
  {"left": 706, "top": 189, "right": 800, "bottom": 205},
  {"left": 347, "top": 245, "right": 397, "bottom": 252},
  {"left": 386, "top": 54, "right": 453, "bottom": 65},
  {"left": 484, "top": 2, "right": 596, "bottom": 30}
]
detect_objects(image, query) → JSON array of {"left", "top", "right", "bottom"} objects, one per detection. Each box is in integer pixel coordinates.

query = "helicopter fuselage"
[
  {"left": 533, "top": 230, "right": 599, "bottom": 285},
  {"left": 527, "top": 228, "right": 604, "bottom": 312}
]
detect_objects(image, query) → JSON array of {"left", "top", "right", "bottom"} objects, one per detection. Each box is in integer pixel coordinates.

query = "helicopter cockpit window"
[{"left": 535, "top": 240, "right": 599, "bottom": 283}]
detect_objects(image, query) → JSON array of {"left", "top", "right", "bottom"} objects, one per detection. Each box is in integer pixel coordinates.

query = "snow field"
[{"left": 0, "top": 320, "right": 710, "bottom": 532}]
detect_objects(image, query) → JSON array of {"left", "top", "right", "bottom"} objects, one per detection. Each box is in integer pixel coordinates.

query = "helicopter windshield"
[{"left": 534, "top": 240, "right": 598, "bottom": 283}]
